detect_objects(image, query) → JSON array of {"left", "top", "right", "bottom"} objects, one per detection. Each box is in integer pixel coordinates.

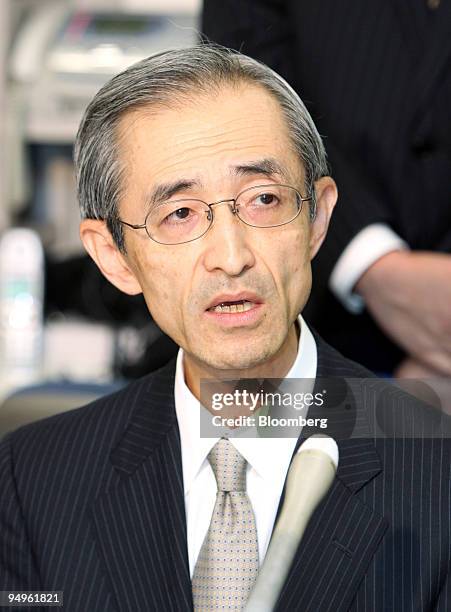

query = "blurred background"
[
  {"left": 2, "top": 0, "right": 451, "bottom": 433},
  {"left": 0, "top": 0, "right": 200, "bottom": 432}
]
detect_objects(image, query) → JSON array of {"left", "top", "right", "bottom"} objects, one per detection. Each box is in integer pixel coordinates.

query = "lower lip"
[{"left": 204, "top": 303, "right": 264, "bottom": 327}]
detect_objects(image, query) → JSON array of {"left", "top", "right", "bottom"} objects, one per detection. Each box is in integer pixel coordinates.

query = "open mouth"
[{"left": 207, "top": 299, "right": 255, "bottom": 314}]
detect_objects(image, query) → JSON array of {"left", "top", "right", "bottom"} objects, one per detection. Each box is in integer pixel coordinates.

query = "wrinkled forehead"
[{"left": 115, "top": 82, "right": 304, "bottom": 189}]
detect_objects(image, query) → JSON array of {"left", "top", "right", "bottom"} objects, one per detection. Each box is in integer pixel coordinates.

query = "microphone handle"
[
  {"left": 245, "top": 527, "right": 308, "bottom": 612},
  {"left": 245, "top": 450, "right": 336, "bottom": 612}
]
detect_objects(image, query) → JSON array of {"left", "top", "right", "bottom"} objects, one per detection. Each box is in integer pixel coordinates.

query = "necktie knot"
[{"left": 208, "top": 438, "right": 247, "bottom": 492}]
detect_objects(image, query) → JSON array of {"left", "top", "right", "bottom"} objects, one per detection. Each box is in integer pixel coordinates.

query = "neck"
[{"left": 183, "top": 321, "right": 300, "bottom": 403}]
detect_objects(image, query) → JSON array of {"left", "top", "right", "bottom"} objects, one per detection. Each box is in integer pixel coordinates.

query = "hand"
[
  {"left": 355, "top": 251, "right": 451, "bottom": 375},
  {"left": 394, "top": 357, "right": 451, "bottom": 416},
  {"left": 394, "top": 357, "right": 443, "bottom": 378}
]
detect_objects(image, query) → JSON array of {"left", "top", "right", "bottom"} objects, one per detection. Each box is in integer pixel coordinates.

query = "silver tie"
[{"left": 192, "top": 438, "right": 259, "bottom": 610}]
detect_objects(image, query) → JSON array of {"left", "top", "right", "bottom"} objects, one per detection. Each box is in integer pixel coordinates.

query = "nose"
[{"left": 203, "top": 200, "right": 256, "bottom": 276}]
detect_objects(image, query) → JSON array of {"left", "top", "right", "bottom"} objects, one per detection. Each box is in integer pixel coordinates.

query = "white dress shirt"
[
  {"left": 329, "top": 223, "right": 409, "bottom": 313},
  {"left": 174, "top": 315, "right": 317, "bottom": 577}
]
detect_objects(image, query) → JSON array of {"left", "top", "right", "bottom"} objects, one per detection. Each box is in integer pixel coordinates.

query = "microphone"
[{"left": 245, "top": 435, "right": 339, "bottom": 612}]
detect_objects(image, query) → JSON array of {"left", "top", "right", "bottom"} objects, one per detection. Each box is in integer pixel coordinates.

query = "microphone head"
[{"left": 298, "top": 435, "right": 339, "bottom": 470}]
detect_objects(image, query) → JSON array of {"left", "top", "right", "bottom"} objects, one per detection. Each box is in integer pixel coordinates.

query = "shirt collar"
[{"left": 174, "top": 315, "right": 317, "bottom": 494}]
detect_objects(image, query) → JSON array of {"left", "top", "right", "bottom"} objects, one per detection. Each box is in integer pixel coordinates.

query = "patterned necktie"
[{"left": 192, "top": 438, "right": 259, "bottom": 610}]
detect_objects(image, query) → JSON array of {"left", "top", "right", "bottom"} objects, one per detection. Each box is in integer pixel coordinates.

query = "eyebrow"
[
  {"left": 232, "top": 157, "right": 288, "bottom": 180},
  {"left": 145, "top": 179, "right": 200, "bottom": 211},
  {"left": 143, "top": 157, "right": 289, "bottom": 211}
]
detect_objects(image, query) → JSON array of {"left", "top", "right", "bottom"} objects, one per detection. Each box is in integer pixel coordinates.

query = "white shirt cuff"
[{"left": 329, "top": 223, "right": 409, "bottom": 314}]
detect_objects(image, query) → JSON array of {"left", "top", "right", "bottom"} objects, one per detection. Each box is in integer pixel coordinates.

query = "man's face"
[{"left": 111, "top": 84, "right": 329, "bottom": 375}]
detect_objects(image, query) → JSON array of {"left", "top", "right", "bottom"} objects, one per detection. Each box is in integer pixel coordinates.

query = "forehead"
[{"left": 116, "top": 84, "right": 303, "bottom": 209}]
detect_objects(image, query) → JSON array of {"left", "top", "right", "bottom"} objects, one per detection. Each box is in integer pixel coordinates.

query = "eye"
[
  {"left": 172, "top": 207, "right": 190, "bottom": 220},
  {"left": 162, "top": 206, "right": 195, "bottom": 225},
  {"left": 256, "top": 192, "right": 277, "bottom": 205},
  {"left": 251, "top": 191, "right": 281, "bottom": 207}
]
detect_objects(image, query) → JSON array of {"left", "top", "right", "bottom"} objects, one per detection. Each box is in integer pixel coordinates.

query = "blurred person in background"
[{"left": 202, "top": 0, "right": 451, "bottom": 377}]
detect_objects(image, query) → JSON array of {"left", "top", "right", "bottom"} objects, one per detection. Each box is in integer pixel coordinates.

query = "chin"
[
  {"left": 198, "top": 341, "right": 276, "bottom": 373},
  {"left": 213, "top": 355, "right": 264, "bottom": 371}
]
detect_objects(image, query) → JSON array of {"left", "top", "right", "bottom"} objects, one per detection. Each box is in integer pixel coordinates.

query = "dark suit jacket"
[
  {"left": 0, "top": 337, "right": 450, "bottom": 611},
  {"left": 202, "top": 0, "right": 451, "bottom": 372}
]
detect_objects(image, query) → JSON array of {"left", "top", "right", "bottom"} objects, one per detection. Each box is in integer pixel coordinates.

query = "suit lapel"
[
  {"left": 275, "top": 476, "right": 387, "bottom": 611},
  {"left": 389, "top": 0, "right": 425, "bottom": 63},
  {"left": 274, "top": 339, "right": 388, "bottom": 611},
  {"left": 91, "top": 360, "right": 193, "bottom": 612},
  {"left": 410, "top": 1, "right": 451, "bottom": 123}
]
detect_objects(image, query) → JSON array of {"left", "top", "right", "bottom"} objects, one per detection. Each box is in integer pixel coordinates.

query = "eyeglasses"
[{"left": 118, "top": 183, "right": 312, "bottom": 245}]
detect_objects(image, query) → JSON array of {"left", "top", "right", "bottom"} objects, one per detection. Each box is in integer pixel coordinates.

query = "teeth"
[{"left": 210, "top": 300, "right": 254, "bottom": 313}]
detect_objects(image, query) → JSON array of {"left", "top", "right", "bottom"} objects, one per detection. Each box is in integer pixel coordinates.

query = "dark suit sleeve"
[
  {"left": 0, "top": 435, "right": 42, "bottom": 591},
  {"left": 202, "top": 0, "right": 396, "bottom": 279}
]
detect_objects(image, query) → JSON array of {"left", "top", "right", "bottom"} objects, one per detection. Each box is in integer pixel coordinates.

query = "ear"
[
  {"left": 309, "top": 176, "right": 338, "bottom": 260},
  {"left": 79, "top": 219, "right": 142, "bottom": 295}
]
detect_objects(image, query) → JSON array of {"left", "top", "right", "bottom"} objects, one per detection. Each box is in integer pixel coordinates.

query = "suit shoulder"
[
  {"left": 314, "top": 332, "right": 451, "bottom": 440},
  {"left": 315, "top": 332, "right": 377, "bottom": 378},
  {"left": 0, "top": 359, "right": 176, "bottom": 469}
]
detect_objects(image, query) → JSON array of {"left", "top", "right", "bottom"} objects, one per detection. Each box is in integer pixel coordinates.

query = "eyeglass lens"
[{"left": 146, "top": 185, "right": 302, "bottom": 245}]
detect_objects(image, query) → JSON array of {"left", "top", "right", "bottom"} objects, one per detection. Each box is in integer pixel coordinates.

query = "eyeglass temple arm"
[
  {"left": 119, "top": 220, "right": 147, "bottom": 230},
  {"left": 305, "top": 192, "right": 316, "bottom": 219}
]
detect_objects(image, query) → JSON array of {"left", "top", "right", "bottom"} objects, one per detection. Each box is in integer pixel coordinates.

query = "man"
[
  {"left": 202, "top": 0, "right": 451, "bottom": 376},
  {"left": 0, "top": 46, "right": 449, "bottom": 611}
]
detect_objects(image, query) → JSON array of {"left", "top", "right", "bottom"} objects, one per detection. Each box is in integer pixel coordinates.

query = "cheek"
[
  {"left": 133, "top": 253, "right": 187, "bottom": 322},
  {"left": 277, "top": 226, "right": 311, "bottom": 282},
  {"left": 274, "top": 227, "right": 312, "bottom": 309}
]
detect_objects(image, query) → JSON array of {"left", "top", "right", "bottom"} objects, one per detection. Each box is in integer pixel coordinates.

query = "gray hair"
[{"left": 74, "top": 44, "right": 329, "bottom": 252}]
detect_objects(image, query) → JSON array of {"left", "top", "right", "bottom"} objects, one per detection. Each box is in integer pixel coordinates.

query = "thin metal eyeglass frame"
[{"left": 118, "top": 183, "right": 313, "bottom": 245}]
